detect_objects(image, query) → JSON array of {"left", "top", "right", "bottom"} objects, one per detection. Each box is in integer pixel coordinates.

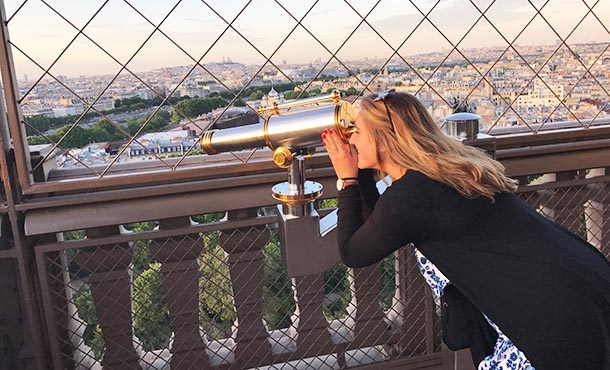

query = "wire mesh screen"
[
  {"left": 2, "top": 0, "right": 609, "bottom": 183},
  {"left": 41, "top": 214, "right": 436, "bottom": 370},
  {"left": 7, "top": 1, "right": 610, "bottom": 369},
  {"left": 516, "top": 180, "right": 610, "bottom": 258},
  {"left": 36, "top": 173, "right": 610, "bottom": 369}
]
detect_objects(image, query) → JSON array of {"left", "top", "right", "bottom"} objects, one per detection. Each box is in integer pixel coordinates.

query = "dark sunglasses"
[{"left": 373, "top": 88, "right": 395, "bottom": 132}]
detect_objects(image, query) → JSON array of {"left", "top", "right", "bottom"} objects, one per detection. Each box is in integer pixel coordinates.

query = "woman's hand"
[{"left": 322, "top": 129, "right": 359, "bottom": 179}]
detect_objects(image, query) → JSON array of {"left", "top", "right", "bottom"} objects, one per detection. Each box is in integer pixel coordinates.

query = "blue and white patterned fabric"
[{"left": 413, "top": 248, "right": 535, "bottom": 370}]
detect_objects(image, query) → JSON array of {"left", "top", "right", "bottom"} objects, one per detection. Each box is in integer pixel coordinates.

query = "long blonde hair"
[{"left": 359, "top": 91, "right": 518, "bottom": 199}]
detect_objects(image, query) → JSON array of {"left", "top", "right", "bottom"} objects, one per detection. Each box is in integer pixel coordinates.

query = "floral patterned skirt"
[{"left": 414, "top": 248, "right": 535, "bottom": 370}]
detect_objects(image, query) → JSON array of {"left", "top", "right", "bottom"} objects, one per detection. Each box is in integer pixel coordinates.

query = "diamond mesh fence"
[
  {"left": 35, "top": 173, "right": 610, "bottom": 369},
  {"left": 1, "top": 0, "right": 608, "bottom": 182},
  {"left": 516, "top": 180, "right": 610, "bottom": 257},
  {"left": 41, "top": 213, "right": 436, "bottom": 370},
  {"left": 5, "top": 1, "right": 610, "bottom": 369},
  {"left": 37, "top": 173, "right": 610, "bottom": 369}
]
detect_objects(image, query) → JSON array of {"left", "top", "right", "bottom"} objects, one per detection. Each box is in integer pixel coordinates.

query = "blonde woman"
[{"left": 322, "top": 90, "right": 610, "bottom": 370}]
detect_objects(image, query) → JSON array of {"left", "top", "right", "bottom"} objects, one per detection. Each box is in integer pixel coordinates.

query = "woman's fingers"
[
  {"left": 323, "top": 129, "right": 345, "bottom": 159},
  {"left": 322, "top": 129, "right": 358, "bottom": 178},
  {"left": 323, "top": 129, "right": 347, "bottom": 153},
  {"left": 322, "top": 129, "right": 339, "bottom": 151}
]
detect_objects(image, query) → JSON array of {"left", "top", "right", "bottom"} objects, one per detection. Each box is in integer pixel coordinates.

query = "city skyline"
[{"left": 4, "top": 0, "right": 610, "bottom": 79}]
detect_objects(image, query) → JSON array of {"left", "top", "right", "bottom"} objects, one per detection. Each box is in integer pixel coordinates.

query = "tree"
[
  {"left": 129, "top": 102, "right": 147, "bottom": 111},
  {"left": 123, "top": 222, "right": 156, "bottom": 276},
  {"left": 263, "top": 235, "right": 295, "bottom": 330},
  {"left": 218, "top": 91, "right": 234, "bottom": 100},
  {"left": 74, "top": 286, "right": 105, "bottom": 359},
  {"left": 232, "top": 98, "right": 246, "bottom": 107},
  {"left": 343, "top": 87, "right": 359, "bottom": 97},
  {"left": 170, "top": 110, "right": 181, "bottom": 123},
  {"left": 133, "top": 263, "right": 171, "bottom": 351},
  {"left": 146, "top": 110, "right": 170, "bottom": 132},
  {"left": 27, "top": 135, "right": 51, "bottom": 145},
  {"left": 380, "top": 255, "right": 395, "bottom": 309},
  {"left": 118, "top": 96, "right": 145, "bottom": 107},
  {"left": 24, "top": 115, "right": 51, "bottom": 136},
  {"left": 284, "top": 90, "right": 310, "bottom": 100},
  {"left": 249, "top": 90, "right": 264, "bottom": 100},
  {"left": 323, "top": 264, "right": 349, "bottom": 319},
  {"left": 87, "top": 126, "right": 113, "bottom": 143},
  {"left": 173, "top": 97, "right": 227, "bottom": 118},
  {"left": 199, "top": 230, "right": 236, "bottom": 339},
  {"left": 450, "top": 97, "right": 473, "bottom": 113},
  {"left": 126, "top": 118, "right": 141, "bottom": 136},
  {"left": 93, "top": 118, "right": 125, "bottom": 141},
  {"left": 52, "top": 125, "right": 90, "bottom": 148}
]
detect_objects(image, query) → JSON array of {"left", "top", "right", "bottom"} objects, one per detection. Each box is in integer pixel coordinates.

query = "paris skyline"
[{"left": 4, "top": 0, "right": 610, "bottom": 78}]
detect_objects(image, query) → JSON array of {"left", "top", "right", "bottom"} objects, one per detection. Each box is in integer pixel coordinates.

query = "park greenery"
[
  {"left": 23, "top": 81, "right": 361, "bottom": 151},
  {"left": 26, "top": 95, "right": 229, "bottom": 149}
]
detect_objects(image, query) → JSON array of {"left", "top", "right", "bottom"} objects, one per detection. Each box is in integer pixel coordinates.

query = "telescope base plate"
[{"left": 272, "top": 181, "right": 323, "bottom": 205}]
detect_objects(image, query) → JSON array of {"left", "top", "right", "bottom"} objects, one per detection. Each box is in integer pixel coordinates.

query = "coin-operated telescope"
[{"left": 200, "top": 90, "right": 356, "bottom": 277}]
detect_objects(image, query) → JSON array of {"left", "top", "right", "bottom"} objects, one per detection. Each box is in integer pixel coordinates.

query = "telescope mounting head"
[{"left": 199, "top": 90, "right": 356, "bottom": 215}]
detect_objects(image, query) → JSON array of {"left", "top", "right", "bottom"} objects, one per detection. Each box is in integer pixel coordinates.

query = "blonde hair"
[{"left": 359, "top": 91, "right": 518, "bottom": 199}]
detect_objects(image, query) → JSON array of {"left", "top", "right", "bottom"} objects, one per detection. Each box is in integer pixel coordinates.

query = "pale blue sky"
[{"left": 4, "top": 0, "right": 609, "bottom": 78}]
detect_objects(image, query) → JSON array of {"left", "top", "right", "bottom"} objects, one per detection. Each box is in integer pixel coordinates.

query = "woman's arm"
[
  {"left": 337, "top": 172, "right": 432, "bottom": 268},
  {"left": 358, "top": 169, "right": 379, "bottom": 219}
]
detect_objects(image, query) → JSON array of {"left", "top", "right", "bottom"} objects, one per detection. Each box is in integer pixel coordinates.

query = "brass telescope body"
[{"left": 199, "top": 91, "right": 356, "bottom": 168}]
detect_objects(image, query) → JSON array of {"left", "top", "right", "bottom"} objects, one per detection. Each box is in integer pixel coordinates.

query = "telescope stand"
[
  {"left": 272, "top": 156, "right": 341, "bottom": 277},
  {"left": 199, "top": 90, "right": 355, "bottom": 277}
]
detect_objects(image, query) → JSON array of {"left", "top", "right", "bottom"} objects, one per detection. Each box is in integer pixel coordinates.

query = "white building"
[
  {"left": 260, "top": 87, "right": 284, "bottom": 108},
  {"left": 515, "top": 84, "right": 565, "bottom": 110},
  {"left": 127, "top": 130, "right": 197, "bottom": 158}
]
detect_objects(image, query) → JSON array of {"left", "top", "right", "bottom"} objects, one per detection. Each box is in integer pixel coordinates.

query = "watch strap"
[{"left": 337, "top": 178, "right": 359, "bottom": 191}]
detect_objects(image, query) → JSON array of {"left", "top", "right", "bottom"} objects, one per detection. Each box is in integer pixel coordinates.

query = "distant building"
[
  {"left": 81, "top": 96, "right": 115, "bottom": 112},
  {"left": 178, "top": 84, "right": 208, "bottom": 98},
  {"left": 52, "top": 98, "right": 85, "bottom": 117},
  {"left": 210, "top": 106, "right": 259, "bottom": 129},
  {"left": 516, "top": 84, "right": 565, "bottom": 109},
  {"left": 52, "top": 106, "right": 78, "bottom": 117},
  {"left": 21, "top": 106, "right": 54, "bottom": 117},
  {"left": 260, "top": 87, "right": 284, "bottom": 108},
  {"left": 126, "top": 130, "right": 198, "bottom": 158}
]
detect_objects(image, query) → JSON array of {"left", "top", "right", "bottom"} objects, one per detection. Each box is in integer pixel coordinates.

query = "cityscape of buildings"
[{"left": 15, "top": 41, "right": 610, "bottom": 169}]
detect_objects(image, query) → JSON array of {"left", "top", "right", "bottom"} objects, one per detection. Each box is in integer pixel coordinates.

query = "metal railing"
[{"left": 29, "top": 170, "right": 441, "bottom": 370}]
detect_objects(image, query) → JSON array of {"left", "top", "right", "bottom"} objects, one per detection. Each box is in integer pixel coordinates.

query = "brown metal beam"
[
  {"left": 499, "top": 141, "right": 610, "bottom": 177},
  {"left": 0, "top": 0, "right": 32, "bottom": 193}
]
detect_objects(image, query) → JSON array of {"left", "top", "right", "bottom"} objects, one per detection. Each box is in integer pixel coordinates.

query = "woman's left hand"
[{"left": 322, "top": 129, "right": 359, "bottom": 179}]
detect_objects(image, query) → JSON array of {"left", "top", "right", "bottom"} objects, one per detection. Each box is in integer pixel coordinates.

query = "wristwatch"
[{"left": 336, "top": 177, "right": 359, "bottom": 191}]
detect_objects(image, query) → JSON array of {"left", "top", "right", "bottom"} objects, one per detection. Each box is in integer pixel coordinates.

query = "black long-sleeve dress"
[{"left": 337, "top": 169, "right": 610, "bottom": 370}]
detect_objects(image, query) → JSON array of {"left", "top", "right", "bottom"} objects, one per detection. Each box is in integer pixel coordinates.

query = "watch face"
[{"left": 336, "top": 178, "right": 344, "bottom": 191}]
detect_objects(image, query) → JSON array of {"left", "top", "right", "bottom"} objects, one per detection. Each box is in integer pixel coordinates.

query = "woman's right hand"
[{"left": 322, "top": 129, "right": 359, "bottom": 179}]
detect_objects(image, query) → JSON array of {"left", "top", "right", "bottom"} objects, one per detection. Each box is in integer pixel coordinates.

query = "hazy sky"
[{"left": 4, "top": 0, "right": 609, "bottom": 78}]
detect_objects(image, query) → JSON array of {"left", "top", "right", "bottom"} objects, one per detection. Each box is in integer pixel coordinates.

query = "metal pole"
[
  {"left": 0, "top": 0, "right": 32, "bottom": 191},
  {"left": 0, "top": 1, "right": 48, "bottom": 368}
]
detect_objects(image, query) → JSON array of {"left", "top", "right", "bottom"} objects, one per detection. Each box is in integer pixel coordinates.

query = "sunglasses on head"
[{"left": 373, "top": 88, "right": 395, "bottom": 132}]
